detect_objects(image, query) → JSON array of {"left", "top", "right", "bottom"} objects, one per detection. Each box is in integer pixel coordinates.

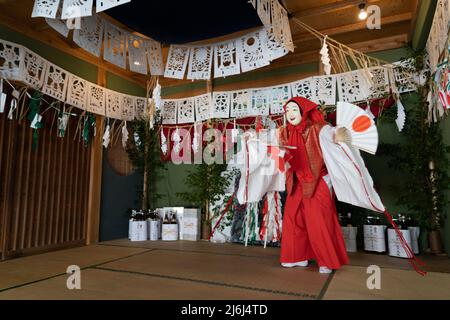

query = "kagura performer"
[{"left": 279, "top": 97, "right": 350, "bottom": 273}]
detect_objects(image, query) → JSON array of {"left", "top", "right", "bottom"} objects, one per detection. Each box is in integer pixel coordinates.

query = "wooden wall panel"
[{"left": 0, "top": 94, "right": 91, "bottom": 260}]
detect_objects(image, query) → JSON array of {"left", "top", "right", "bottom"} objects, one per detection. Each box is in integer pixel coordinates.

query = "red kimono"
[{"left": 280, "top": 97, "right": 349, "bottom": 270}]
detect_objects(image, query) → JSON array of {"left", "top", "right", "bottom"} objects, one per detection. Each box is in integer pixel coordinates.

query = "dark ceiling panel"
[{"left": 107, "top": 0, "right": 262, "bottom": 44}]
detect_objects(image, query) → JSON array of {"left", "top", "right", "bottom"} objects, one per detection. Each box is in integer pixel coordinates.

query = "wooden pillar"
[{"left": 86, "top": 68, "right": 106, "bottom": 245}]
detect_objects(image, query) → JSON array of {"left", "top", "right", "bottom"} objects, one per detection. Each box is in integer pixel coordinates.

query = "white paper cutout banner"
[
  {"left": 32, "top": 0, "right": 131, "bottom": 18},
  {"left": 0, "top": 37, "right": 416, "bottom": 124}
]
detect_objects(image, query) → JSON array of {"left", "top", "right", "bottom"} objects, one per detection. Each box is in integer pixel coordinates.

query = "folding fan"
[{"left": 336, "top": 101, "right": 379, "bottom": 155}]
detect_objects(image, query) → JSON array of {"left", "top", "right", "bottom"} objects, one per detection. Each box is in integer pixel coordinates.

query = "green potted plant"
[{"left": 178, "top": 163, "right": 233, "bottom": 239}]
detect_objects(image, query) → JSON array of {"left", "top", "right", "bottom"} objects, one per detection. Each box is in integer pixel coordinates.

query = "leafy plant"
[
  {"left": 177, "top": 163, "right": 233, "bottom": 225},
  {"left": 126, "top": 114, "right": 166, "bottom": 211},
  {"left": 380, "top": 53, "right": 450, "bottom": 231}
]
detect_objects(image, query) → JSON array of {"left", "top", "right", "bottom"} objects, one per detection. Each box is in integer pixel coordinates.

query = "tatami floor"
[{"left": 0, "top": 240, "right": 449, "bottom": 300}]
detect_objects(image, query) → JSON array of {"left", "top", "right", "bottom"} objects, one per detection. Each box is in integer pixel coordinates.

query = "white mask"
[{"left": 285, "top": 101, "right": 302, "bottom": 126}]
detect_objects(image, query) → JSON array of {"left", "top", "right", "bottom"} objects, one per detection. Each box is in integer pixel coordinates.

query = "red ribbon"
[{"left": 209, "top": 191, "right": 236, "bottom": 241}]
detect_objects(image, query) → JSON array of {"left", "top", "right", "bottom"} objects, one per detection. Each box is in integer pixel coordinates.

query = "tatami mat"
[
  {"left": 101, "top": 239, "right": 280, "bottom": 259},
  {"left": 0, "top": 268, "right": 301, "bottom": 300},
  {"left": 100, "top": 249, "right": 328, "bottom": 299},
  {"left": 323, "top": 265, "right": 450, "bottom": 300},
  {"left": 0, "top": 245, "right": 149, "bottom": 291}
]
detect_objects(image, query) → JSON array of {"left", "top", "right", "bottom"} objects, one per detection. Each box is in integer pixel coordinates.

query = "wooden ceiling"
[{"left": 0, "top": 0, "right": 418, "bottom": 89}]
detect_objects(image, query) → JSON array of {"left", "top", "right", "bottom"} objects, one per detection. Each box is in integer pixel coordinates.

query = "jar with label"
[
  {"left": 388, "top": 215, "right": 413, "bottom": 258},
  {"left": 363, "top": 215, "right": 387, "bottom": 253}
]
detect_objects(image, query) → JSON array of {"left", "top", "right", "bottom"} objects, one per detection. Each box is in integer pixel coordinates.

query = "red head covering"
[{"left": 283, "top": 97, "right": 325, "bottom": 183}]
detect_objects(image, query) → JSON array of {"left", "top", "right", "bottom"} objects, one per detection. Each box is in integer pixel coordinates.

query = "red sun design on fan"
[{"left": 352, "top": 115, "right": 372, "bottom": 132}]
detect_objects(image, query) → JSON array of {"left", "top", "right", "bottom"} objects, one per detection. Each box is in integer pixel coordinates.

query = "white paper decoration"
[
  {"left": 271, "top": 0, "right": 294, "bottom": 52},
  {"left": 337, "top": 70, "right": 370, "bottom": 103},
  {"left": 135, "top": 97, "right": 147, "bottom": 120},
  {"left": 237, "top": 30, "right": 270, "bottom": 73},
  {"left": 290, "top": 78, "right": 313, "bottom": 100},
  {"left": 73, "top": 15, "right": 104, "bottom": 58},
  {"left": 66, "top": 74, "right": 88, "bottom": 109},
  {"left": 212, "top": 92, "right": 231, "bottom": 118},
  {"left": 96, "top": 0, "right": 131, "bottom": 12},
  {"left": 187, "top": 46, "right": 213, "bottom": 80},
  {"left": 310, "top": 75, "right": 336, "bottom": 105},
  {"left": 42, "top": 63, "right": 69, "bottom": 101},
  {"left": 265, "top": 27, "right": 288, "bottom": 62},
  {"left": 105, "top": 89, "right": 122, "bottom": 120},
  {"left": 230, "top": 90, "right": 250, "bottom": 118},
  {"left": 270, "top": 85, "right": 291, "bottom": 114},
  {"left": 61, "top": 0, "right": 93, "bottom": 19},
  {"left": 195, "top": 93, "right": 212, "bottom": 122},
  {"left": 122, "top": 95, "right": 136, "bottom": 121},
  {"left": 0, "top": 40, "right": 24, "bottom": 81},
  {"left": 366, "top": 67, "right": 389, "bottom": 98},
  {"left": 87, "top": 82, "right": 106, "bottom": 115},
  {"left": 250, "top": 88, "right": 270, "bottom": 116},
  {"left": 21, "top": 49, "right": 47, "bottom": 89},
  {"left": 32, "top": 0, "right": 61, "bottom": 18},
  {"left": 391, "top": 61, "right": 417, "bottom": 93},
  {"left": 257, "top": 0, "right": 272, "bottom": 27},
  {"left": 46, "top": 17, "right": 70, "bottom": 37},
  {"left": 128, "top": 34, "right": 148, "bottom": 75},
  {"left": 103, "top": 22, "right": 127, "bottom": 69},
  {"left": 162, "top": 100, "right": 177, "bottom": 125},
  {"left": 146, "top": 39, "right": 164, "bottom": 76},
  {"left": 177, "top": 98, "right": 195, "bottom": 124},
  {"left": 164, "top": 45, "right": 190, "bottom": 79},
  {"left": 214, "top": 40, "right": 240, "bottom": 78}
]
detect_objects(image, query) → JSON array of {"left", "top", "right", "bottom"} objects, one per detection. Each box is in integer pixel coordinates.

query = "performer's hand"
[{"left": 334, "top": 127, "right": 352, "bottom": 145}]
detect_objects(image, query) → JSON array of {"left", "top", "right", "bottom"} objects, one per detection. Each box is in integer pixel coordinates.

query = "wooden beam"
[
  {"left": 86, "top": 68, "right": 106, "bottom": 245},
  {"left": 292, "top": 12, "right": 412, "bottom": 43},
  {"left": 292, "top": 0, "right": 382, "bottom": 18}
]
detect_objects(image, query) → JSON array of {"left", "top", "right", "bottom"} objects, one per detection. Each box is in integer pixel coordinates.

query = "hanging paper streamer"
[
  {"left": 83, "top": 114, "right": 96, "bottom": 146},
  {"left": 102, "top": 123, "right": 111, "bottom": 148},
  {"left": 134, "top": 131, "right": 141, "bottom": 147},
  {"left": 173, "top": 127, "right": 181, "bottom": 154},
  {"left": 396, "top": 99, "right": 406, "bottom": 132},
  {"left": 259, "top": 192, "right": 283, "bottom": 248},
  {"left": 122, "top": 121, "right": 129, "bottom": 149},
  {"left": 8, "top": 98, "right": 17, "bottom": 120},
  {"left": 57, "top": 108, "right": 69, "bottom": 138},
  {"left": 192, "top": 122, "right": 202, "bottom": 154},
  {"left": 45, "top": 2, "right": 69, "bottom": 38},
  {"left": 152, "top": 80, "right": 162, "bottom": 110},
  {"left": 0, "top": 79, "right": 6, "bottom": 113},
  {"left": 320, "top": 36, "right": 332, "bottom": 75},
  {"left": 243, "top": 202, "right": 260, "bottom": 247},
  {"left": 161, "top": 129, "right": 168, "bottom": 156},
  {"left": 28, "top": 92, "right": 43, "bottom": 150}
]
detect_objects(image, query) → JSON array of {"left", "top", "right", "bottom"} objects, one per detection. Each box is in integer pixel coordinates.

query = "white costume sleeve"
[
  {"left": 319, "top": 125, "right": 385, "bottom": 212},
  {"left": 235, "top": 130, "right": 286, "bottom": 205}
]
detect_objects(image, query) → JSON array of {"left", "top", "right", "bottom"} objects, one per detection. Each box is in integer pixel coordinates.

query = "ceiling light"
[
  {"left": 134, "top": 61, "right": 141, "bottom": 66},
  {"left": 358, "top": 3, "right": 367, "bottom": 20}
]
